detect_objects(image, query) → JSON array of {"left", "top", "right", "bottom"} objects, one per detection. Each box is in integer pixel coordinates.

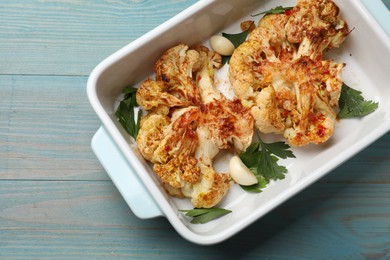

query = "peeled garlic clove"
[
  {"left": 210, "top": 35, "right": 235, "bottom": 56},
  {"left": 229, "top": 156, "right": 258, "bottom": 186}
]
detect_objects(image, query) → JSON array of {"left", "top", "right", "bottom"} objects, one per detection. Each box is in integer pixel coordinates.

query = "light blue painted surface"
[
  {"left": 1, "top": 0, "right": 390, "bottom": 258},
  {"left": 362, "top": 0, "right": 390, "bottom": 35}
]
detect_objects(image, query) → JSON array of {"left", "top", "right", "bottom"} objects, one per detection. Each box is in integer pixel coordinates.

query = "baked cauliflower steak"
[
  {"left": 229, "top": 0, "right": 349, "bottom": 146},
  {"left": 136, "top": 44, "right": 253, "bottom": 208}
]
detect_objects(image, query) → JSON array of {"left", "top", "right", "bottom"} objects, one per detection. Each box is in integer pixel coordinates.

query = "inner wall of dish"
[{"left": 97, "top": 0, "right": 389, "bottom": 236}]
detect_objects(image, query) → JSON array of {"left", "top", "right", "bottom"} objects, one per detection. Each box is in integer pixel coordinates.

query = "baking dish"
[{"left": 87, "top": 0, "right": 390, "bottom": 245}]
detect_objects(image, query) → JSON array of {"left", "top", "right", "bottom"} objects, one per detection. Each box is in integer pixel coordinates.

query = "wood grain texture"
[
  {"left": 1, "top": 0, "right": 389, "bottom": 259},
  {"left": 1, "top": 181, "right": 390, "bottom": 259},
  {"left": 0, "top": 0, "right": 197, "bottom": 76},
  {"left": 0, "top": 75, "right": 105, "bottom": 180}
]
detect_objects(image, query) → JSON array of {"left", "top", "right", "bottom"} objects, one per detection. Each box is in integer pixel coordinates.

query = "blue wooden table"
[{"left": 1, "top": 0, "right": 389, "bottom": 259}]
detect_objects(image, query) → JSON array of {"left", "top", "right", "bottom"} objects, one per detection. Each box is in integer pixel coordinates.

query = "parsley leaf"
[
  {"left": 115, "top": 86, "right": 141, "bottom": 140},
  {"left": 238, "top": 137, "right": 295, "bottom": 192},
  {"left": 261, "top": 141, "right": 295, "bottom": 159},
  {"left": 240, "top": 176, "right": 268, "bottom": 193},
  {"left": 338, "top": 83, "right": 378, "bottom": 119},
  {"left": 221, "top": 55, "right": 231, "bottom": 66},
  {"left": 258, "top": 146, "right": 287, "bottom": 181},
  {"left": 258, "top": 138, "right": 295, "bottom": 181},
  {"left": 239, "top": 143, "right": 261, "bottom": 169},
  {"left": 251, "top": 6, "right": 293, "bottom": 17},
  {"left": 180, "top": 208, "right": 232, "bottom": 224},
  {"left": 122, "top": 86, "right": 138, "bottom": 106},
  {"left": 220, "top": 22, "right": 254, "bottom": 65},
  {"left": 238, "top": 143, "right": 268, "bottom": 193}
]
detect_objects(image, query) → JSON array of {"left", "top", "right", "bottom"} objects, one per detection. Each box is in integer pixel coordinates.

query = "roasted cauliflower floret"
[
  {"left": 136, "top": 79, "right": 185, "bottom": 110},
  {"left": 195, "top": 46, "right": 254, "bottom": 153},
  {"left": 154, "top": 152, "right": 200, "bottom": 190},
  {"left": 250, "top": 85, "right": 285, "bottom": 134},
  {"left": 259, "top": 57, "right": 341, "bottom": 146},
  {"left": 136, "top": 44, "right": 201, "bottom": 111},
  {"left": 152, "top": 107, "right": 200, "bottom": 164},
  {"left": 178, "top": 46, "right": 254, "bottom": 208},
  {"left": 154, "top": 44, "right": 201, "bottom": 106},
  {"left": 286, "top": 0, "right": 349, "bottom": 59},
  {"left": 229, "top": 0, "right": 348, "bottom": 146},
  {"left": 187, "top": 164, "right": 230, "bottom": 209},
  {"left": 137, "top": 44, "right": 253, "bottom": 208},
  {"left": 136, "top": 112, "right": 170, "bottom": 161},
  {"left": 137, "top": 106, "right": 201, "bottom": 199},
  {"left": 249, "top": 12, "right": 295, "bottom": 59},
  {"left": 229, "top": 13, "right": 298, "bottom": 102}
]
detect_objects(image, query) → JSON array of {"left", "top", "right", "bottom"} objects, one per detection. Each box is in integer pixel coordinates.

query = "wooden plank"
[
  {"left": 0, "top": 75, "right": 106, "bottom": 180},
  {"left": 1, "top": 180, "right": 390, "bottom": 258},
  {"left": 0, "top": 180, "right": 172, "bottom": 258},
  {"left": 0, "top": 0, "right": 197, "bottom": 76}
]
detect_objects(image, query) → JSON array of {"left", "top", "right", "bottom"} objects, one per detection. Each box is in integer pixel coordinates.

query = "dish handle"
[{"left": 91, "top": 126, "right": 164, "bottom": 219}]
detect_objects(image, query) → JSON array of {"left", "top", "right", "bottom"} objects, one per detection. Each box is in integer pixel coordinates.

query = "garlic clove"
[
  {"left": 210, "top": 35, "right": 235, "bottom": 56},
  {"left": 229, "top": 155, "right": 258, "bottom": 186}
]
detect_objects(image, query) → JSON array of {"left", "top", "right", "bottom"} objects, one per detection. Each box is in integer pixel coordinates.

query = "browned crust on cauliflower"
[
  {"left": 229, "top": 0, "right": 349, "bottom": 146},
  {"left": 136, "top": 44, "right": 253, "bottom": 208}
]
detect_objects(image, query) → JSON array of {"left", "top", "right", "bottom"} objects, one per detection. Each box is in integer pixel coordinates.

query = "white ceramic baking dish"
[{"left": 88, "top": 0, "right": 390, "bottom": 245}]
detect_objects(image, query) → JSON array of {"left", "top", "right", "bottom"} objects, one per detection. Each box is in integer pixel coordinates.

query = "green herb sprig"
[
  {"left": 115, "top": 86, "right": 142, "bottom": 140},
  {"left": 179, "top": 208, "right": 232, "bottom": 224},
  {"left": 251, "top": 6, "right": 293, "bottom": 17},
  {"left": 239, "top": 136, "right": 295, "bottom": 193},
  {"left": 338, "top": 83, "right": 378, "bottom": 119}
]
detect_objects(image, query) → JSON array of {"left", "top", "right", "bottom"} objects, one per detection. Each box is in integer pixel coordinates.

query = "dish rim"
[{"left": 87, "top": 0, "right": 390, "bottom": 245}]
